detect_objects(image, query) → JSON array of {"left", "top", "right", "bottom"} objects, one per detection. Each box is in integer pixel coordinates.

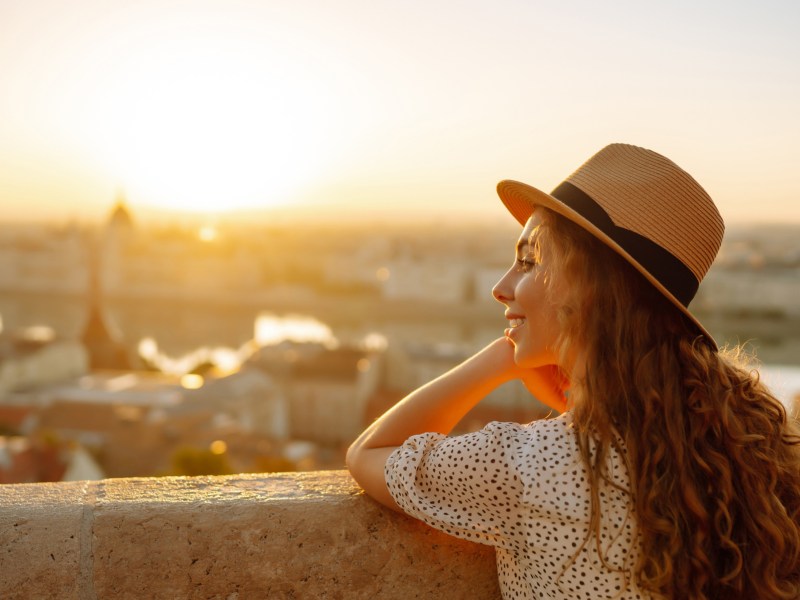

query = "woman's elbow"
[
  {"left": 345, "top": 445, "right": 404, "bottom": 512},
  {"left": 345, "top": 441, "right": 371, "bottom": 491},
  {"left": 345, "top": 440, "right": 362, "bottom": 477}
]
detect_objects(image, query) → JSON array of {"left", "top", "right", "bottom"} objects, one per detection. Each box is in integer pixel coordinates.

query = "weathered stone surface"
[
  {"left": 0, "top": 480, "right": 87, "bottom": 600},
  {"left": 0, "top": 471, "right": 500, "bottom": 599}
]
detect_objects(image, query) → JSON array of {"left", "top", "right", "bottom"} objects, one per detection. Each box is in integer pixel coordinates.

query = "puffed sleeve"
[{"left": 384, "top": 421, "right": 531, "bottom": 551}]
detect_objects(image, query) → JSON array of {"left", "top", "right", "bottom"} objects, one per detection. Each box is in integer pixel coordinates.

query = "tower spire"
[{"left": 80, "top": 224, "right": 132, "bottom": 371}]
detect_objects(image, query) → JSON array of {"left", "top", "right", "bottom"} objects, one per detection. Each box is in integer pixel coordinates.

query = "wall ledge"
[{"left": 0, "top": 470, "right": 500, "bottom": 599}]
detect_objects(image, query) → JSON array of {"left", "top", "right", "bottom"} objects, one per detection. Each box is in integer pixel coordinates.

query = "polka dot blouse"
[{"left": 385, "top": 412, "right": 657, "bottom": 599}]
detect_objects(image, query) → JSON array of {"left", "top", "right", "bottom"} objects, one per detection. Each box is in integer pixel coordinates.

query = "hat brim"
[{"left": 497, "top": 179, "right": 717, "bottom": 349}]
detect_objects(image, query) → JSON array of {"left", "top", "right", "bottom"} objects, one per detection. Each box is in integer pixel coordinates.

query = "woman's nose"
[{"left": 492, "top": 269, "right": 514, "bottom": 304}]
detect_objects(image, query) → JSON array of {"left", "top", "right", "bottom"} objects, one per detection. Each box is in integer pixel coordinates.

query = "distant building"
[
  {"left": 0, "top": 329, "right": 88, "bottom": 396},
  {"left": 380, "top": 257, "right": 469, "bottom": 304},
  {"left": 15, "top": 371, "right": 183, "bottom": 476},
  {"left": 695, "top": 269, "right": 800, "bottom": 317},
  {"left": 0, "top": 223, "right": 87, "bottom": 295},
  {"left": 0, "top": 435, "right": 104, "bottom": 484},
  {"left": 101, "top": 193, "right": 137, "bottom": 294},
  {"left": 81, "top": 225, "right": 132, "bottom": 370},
  {"left": 249, "top": 344, "right": 382, "bottom": 446},
  {"left": 322, "top": 237, "right": 391, "bottom": 294},
  {"left": 106, "top": 193, "right": 135, "bottom": 240},
  {"left": 474, "top": 266, "right": 509, "bottom": 304},
  {"left": 80, "top": 304, "right": 131, "bottom": 370},
  {"left": 6, "top": 367, "right": 296, "bottom": 477},
  {"left": 184, "top": 367, "right": 289, "bottom": 440}
]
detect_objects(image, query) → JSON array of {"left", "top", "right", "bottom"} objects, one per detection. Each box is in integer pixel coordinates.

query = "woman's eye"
[{"left": 515, "top": 257, "right": 536, "bottom": 272}]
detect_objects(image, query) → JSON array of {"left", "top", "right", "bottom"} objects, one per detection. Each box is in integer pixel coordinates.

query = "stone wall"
[{"left": 0, "top": 470, "right": 500, "bottom": 599}]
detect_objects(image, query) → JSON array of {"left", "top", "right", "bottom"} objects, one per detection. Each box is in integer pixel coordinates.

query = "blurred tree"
[
  {"left": 170, "top": 446, "right": 234, "bottom": 476},
  {"left": 251, "top": 455, "right": 296, "bottom": 473},
  {"left": 0, "top": 423, "right": 19, "bottom": 436}
]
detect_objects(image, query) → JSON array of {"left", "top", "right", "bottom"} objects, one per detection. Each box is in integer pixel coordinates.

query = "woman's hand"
[{"left": 493, "top": 336, "right": 569, "bottom": 413}]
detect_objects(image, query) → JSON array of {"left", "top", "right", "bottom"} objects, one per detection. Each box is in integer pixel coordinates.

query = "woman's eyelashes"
[{"left": 515, "top": 255, "right": 537, "bottom": 272}]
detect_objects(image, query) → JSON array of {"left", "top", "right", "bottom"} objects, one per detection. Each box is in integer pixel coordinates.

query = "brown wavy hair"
[{"left": 534, "top": 207, "right": 800, "bottom": 599}]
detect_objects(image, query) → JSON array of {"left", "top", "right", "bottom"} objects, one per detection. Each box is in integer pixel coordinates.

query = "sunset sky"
[{"left": 0, "top": 0, "right": 798, "bottom": 224}]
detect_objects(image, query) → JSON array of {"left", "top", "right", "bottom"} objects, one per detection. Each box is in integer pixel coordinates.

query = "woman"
[{"left": 347, "top": 144, "right": 800, "bottom": 599}]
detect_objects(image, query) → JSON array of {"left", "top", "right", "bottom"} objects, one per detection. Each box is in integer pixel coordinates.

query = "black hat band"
[{"left": 550, "top": 181, "right": 699, "bottom": 307}]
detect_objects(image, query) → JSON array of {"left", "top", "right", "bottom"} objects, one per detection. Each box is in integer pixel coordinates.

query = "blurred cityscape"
[{"left": 1, "top": 196, "right": 798, "bottom": 484}]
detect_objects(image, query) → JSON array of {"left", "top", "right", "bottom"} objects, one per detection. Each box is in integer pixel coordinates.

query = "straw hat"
[{"left": 497, "top": 143, "right": 724, "bottom": 346}]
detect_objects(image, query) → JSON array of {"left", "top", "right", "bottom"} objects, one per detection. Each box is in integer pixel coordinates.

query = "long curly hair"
[{"left": 534, "top": 207, "right": 800, "bottom": 599}]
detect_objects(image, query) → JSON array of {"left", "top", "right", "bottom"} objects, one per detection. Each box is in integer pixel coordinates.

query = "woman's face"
[{"left": 492, "top": 210, "right": 562, "bottom": 369}]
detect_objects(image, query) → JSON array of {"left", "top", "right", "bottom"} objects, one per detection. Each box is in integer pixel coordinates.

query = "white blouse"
[{"left": 385, "top": 413, "right": 657, "bottom": 599}]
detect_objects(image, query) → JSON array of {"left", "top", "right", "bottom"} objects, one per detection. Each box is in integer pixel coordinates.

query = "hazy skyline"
[{"left": 0, "top": 0, "right": 798, "bottom": 224}]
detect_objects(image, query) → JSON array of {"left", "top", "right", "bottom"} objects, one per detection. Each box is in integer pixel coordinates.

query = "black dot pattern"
[{"left": 385, "top": 413, "right": 654, "bottom": 599}]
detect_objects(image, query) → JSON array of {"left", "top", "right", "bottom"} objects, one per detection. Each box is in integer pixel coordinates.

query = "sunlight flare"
[{"left": 69, "top": 27, "right": 359, "bottom": 215}]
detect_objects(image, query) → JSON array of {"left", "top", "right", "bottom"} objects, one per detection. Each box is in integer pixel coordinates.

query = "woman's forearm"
[
  {"left": 346, "top": 338, "right": 516, "bottom": 509},
  {"left": 351, "top": 338, "right": 515, "bottom": 451},
  {"left": 346, "top": 336, "right": 568, "bottom": 509}
]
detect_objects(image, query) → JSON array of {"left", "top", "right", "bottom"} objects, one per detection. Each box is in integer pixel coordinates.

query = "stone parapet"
[{"left": 0, "top": 470, "right": 500, "bottom": 599}]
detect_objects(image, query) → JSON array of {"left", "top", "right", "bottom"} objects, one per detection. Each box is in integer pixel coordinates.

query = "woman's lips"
[{"left": 504, "top": 317, "right": 526, "bottom": 339}]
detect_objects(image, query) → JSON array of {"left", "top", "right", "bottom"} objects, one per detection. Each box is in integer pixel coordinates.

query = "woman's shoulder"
[
  {"left": 485, "top": 411, "right": 574, "bottom": 434},
  {"left": 477, "top": 412, "right": 580, "bottom": 464},
  {"left": 493, "top": 413, "right": 629, "bottom": 483},
  {"left": 486, "top": 411, "right": 575, "bottom": 441}
]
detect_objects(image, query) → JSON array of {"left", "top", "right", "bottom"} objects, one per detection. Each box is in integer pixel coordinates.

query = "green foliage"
[
  {"left": 251, "top": 455, "right": 296, "bottom": 473},
  {"left": 170, "top": 446, "right": 234, "bottom": 476}
]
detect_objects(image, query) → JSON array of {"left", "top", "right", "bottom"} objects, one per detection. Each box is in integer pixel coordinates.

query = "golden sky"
[{"left": 0, "top": 0, "right": 798, "bottom": 224}]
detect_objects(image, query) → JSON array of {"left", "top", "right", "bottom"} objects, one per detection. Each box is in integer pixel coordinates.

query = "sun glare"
[
  {"left": 254, "top": 313, "right": 336, "bottom": 347},
  {"left": 198, "top": 226, "right": 218, "bottom": 243},
  {"left": 70, "top": 22, "right": 360, "bottom": 216}
]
